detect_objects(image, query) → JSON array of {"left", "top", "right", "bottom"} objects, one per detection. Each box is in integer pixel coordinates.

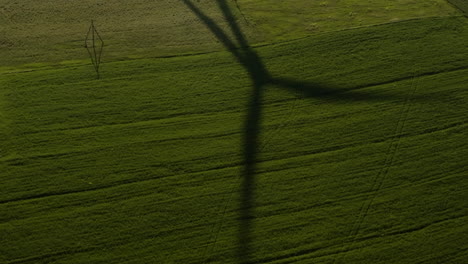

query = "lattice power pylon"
[{"left": 85, "top": 20, "right": 104, "bottom": 79}]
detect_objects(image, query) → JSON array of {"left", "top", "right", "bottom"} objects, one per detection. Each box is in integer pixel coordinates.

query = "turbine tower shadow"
[{"left": 182, "top": 1, "right": 397, "bottom": 263}]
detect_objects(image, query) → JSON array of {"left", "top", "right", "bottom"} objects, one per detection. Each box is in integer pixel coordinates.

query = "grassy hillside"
[
  {"left": 1, "top": 11, "right": 467, "bottom": 263},
  {"left": 0, "top": 0, "right": 461, "bottom": 66}
]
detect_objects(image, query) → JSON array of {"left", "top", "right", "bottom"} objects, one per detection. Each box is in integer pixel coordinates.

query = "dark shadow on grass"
[
  {"left": 182, "top": 1, "right": 399, "bottom": 263},
  {"left": 270, "top": 77, "right": 401, "bottom": 101}
]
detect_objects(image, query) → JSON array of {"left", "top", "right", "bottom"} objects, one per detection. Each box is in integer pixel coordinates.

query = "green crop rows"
[{"left": 1, "top": 1, "right": 467, "bottom": 263}]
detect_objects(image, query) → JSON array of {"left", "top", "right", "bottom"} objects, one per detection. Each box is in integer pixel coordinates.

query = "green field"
[
  {"left": 0, "top": 0, "right": 460, "bottom": 66},
  {"left": 1, "top": 1, "right": 467, "bottom": 263}
]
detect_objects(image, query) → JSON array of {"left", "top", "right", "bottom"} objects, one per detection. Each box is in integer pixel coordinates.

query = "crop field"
[{"left": 1, "top": 1, "right": 467, "bottom": 264}]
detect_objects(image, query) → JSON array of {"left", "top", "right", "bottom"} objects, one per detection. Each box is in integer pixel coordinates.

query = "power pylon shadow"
[
  {"left": 85, "top": 20, "right": 104, "bottom": 79},
  {"left": 182, "top": 1, "right": 397, "bottom": 263}
]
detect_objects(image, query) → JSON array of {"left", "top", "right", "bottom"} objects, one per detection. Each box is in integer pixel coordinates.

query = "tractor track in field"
[
  {"left": 6, "top": 65, "right": 466, "bottom": 139},
  {"left": 199, "top": 179, "right": 240, "bottom": 263},
  {"left": 6, "top": 248, "right": 97, "bottom": 264},
  {"left": 253, "top": 169, "right": 465, "bottom": 221},
  {"left": 8, "top": 63, "right": 467, "bottom": 98},
  {"left": 414, "top": 250, "right": 468, "bottom": 264},
  {"left": 5, "top": 117, "right": 463, "bottom": 170},
  {"left": 5, "top": 210, "right": 465, "bottom": 264},
  {"left": 447, "top": 0, "right": 468, "bottom": 16},
  {"left": 260, "top": 95, "right": 301, "bottom": 153},
  {"left": 1, "top": 15, "right": 464, "bottom": 76},
  {"left": 332, "top": 71, "right": 420, "bottom": 264},
  {"left": 1, "top": 164, "right": 464, "bottom": 227},
  {"left": 258, "top": 214, "right": 467, "bottom": 264},
  {"left": 3, "top": 130, "right": 240, "bottom": 163},
  {"left": 233, "top": 0, "right": 250, "bottom": 25},
  {"left": 1, "top": 120, "right": 463, "bottom": 207},
  {"left": 4, "top": 221, "right": 209, "bottom": 264}
]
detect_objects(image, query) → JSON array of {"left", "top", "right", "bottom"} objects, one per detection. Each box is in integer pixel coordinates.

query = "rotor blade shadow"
[
  {"left": 181, "top": 2, "right": 264, "bottom": 264},
  {"left": 271, "top": 77, "right": 413, "bottom": 102},
  {"left": 182, "top": 0, "right": 245, "bottom": 65},
  {"left": 181, "top": 1, "right": 404, "bottom": 264}
]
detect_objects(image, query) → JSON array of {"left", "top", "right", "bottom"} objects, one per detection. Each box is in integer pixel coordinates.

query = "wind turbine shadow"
[
  {"left": 271, "top": 77, "right": 401, "bottom": 102},
  {"left": 181, "top": 1, "right": 402, "bottom": 263}
]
